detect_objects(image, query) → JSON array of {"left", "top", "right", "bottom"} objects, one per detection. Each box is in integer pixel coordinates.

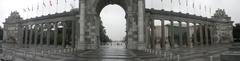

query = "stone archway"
[{"left": 76, "top": 0, "right": 146, "bottom": 50}]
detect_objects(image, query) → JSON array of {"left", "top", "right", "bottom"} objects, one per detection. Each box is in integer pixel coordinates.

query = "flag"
[
  {"left": 171, "top": 0, "right": 173, "bottom": 4},
  {"left": 199, "top": 4, "right": 201, "bottom": 10},
  {"left": 32, "top": 6, "right": 33, "bottom": 11},
  {"left": 186, "top": 0, "right": 188, "bottom": 6},
  {"left": 161, "top": 0, "right": 163, "bottom": 2},
  {"left": 65, "top": 0, "right": 67, "bottom": 3},
  {"left": 43, "top": 2, "right": 46, "bottom": 7},
  {"left": 28, "top": 8, "right": 30, "bottom": 11},
  {"left": 192, "top": 2, "right": 194, "bottom": 8},
  {"left": 204, "top": 5, "right": 207, "bottom": 12},
  {"left": 70, "top": 4, "right": 74, "bottom": 9},
  {"left": 209, "top": 8, "right": 211, "bottom": 14},
  {"left": 57, "top": 0, "right": 58, "bottom": 4},
  {"left": 49, "top": 0, "right": 52, "bottom": 6},
  {"left": 23, "top": 9, "right": 26, "bottom": 12},
  {"left": 37, "top": 4, "right": 39, "bottom": 10},
  {"left": 178, "top": 0, "right": 181, "bottom": 5}
]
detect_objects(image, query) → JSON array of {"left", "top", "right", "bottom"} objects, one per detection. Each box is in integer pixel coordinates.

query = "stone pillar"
[
  {"left": 34, "top": 25, "right": 38, "bottom": 46},
  {"left": 126, "top": 12, "right": 137, "bottom": 49},
  {"left": 46, "top": 23, "right": 51, "bottom": 46},
  {"left": 24, "top": 25, "right": 28, "bottom": 46},
  {"left": 71, "top": 21, "right": 75, "bottom": 48},
  {"left": 186, "top": 22, "right": 192, "bottom": 48},
  {"left": 62, "top": 22, "right": 66, "bottom": 47},
  {"left": 54, "top": 22, "right": 58, "bottom": 46},
  {"left": 150, "top": 20, "right": 155, "bottom": 49},
  {"left": 78, "top": 0, "right": 86, "bottom": 50},
  {"left": 18, "top": 24, "right": 24, "bottom": 46},
  {"left": 210, "top": 25, "right": 214, "bottom": 45},
  {"left": 40, "top": 24, "right": 44, "bottom": 45},
  {"left": 170, "top": 20, "right": 176, "bottom": 48},
  {"left": 199, "top": 24, "right": 204, "bottom": 46},
  {"left": 161, "top": 20, "right": 166, "bottom": 49},
  {"left": 193, "top": 23, "right": 198, "bottom": 47},
  {"left": 178, "top": 21, "right": 183, "bottom": 47},
  {"left": 205, "top": 25, "right": 209, "bottom": 45},
  {"left": 29, "top": 25, "right": 33, "bottom": 45},
  {"left": 137, "top": 0, "right": 146, "bottom": 50}
]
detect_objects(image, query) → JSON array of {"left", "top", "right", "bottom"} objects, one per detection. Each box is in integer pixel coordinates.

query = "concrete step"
[
  {"left": 232, "top": 43, "right": 240, "bottom": 46},
  {"left": 229, "top": 46, "right": 240, "bottom": 51}
]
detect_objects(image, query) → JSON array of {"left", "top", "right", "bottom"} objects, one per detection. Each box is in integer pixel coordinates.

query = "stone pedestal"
[{"left": 221, "top": 43, "right": 240, "bottom": 61}]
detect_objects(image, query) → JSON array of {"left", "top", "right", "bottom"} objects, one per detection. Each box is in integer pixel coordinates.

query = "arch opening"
[{"left": 99, "top": 4, "right": 126, "bottom": 48}]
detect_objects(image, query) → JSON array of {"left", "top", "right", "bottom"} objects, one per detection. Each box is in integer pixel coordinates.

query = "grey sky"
[{"left": 0, "top": 0, "right": 239, "bottom": 41}]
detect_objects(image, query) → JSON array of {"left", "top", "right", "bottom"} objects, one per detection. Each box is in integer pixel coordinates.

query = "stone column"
[
  {"left": 54, "top": 22, "right": 58, "bottom": 46},
  {"left": 186, "top": 22, "right": 192, "bottom": 48},
  {"left": 199, "top": 24, "right": 204, "bottom": 46},
  {"left": 71, "top": 21, "right": 75, "bottom": 48},
  {"left": 205, "top": 25, "right": 209, "bottom": 46},
  {"left": 46, "top": 23, "right": 51, "bottom": 46},
  {"left": 170, "top": 20, "right": 175, "bottom": 48},
  {"left": 78, "top": 0, "right": 86, "bottom": 50},
  {"left": 137, "top": 0, "right": 146, "bottom": 50},
  {"left": 193, "top": 23, "right": 198, "bottom": 47},
  {"left": 40, "top": 24, "right": 44, "bottom": 45},
  {"left": 178, "top": 21, "right": 183, "bottom": 47},
  {"left": 29, "top": 25, "right": 33, "bottom": 45},
  {"left": 24, "top": 25, "right": 28, "bottom": 46},
  {"left": 150, "top": 20, "right": 155, "bottom": 49},
  {"left": 126, "top": 12, "right": 136, "bottom": 49},
  {"left": 210, "top": 25, "right": 214, "bottom": 45},
  {"left": 62, "top": 22, "right": 66, "bottom": 47},
  {"left": 34, "top": 25, "right": 38, "bottom": 46},
  {"left": 161, "top": 20, "right": 166, "bottom": 49}
]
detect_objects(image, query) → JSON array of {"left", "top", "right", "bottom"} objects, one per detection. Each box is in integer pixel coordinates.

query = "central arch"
[
  {"left": 95, "top": 0, "right": 127, "bottom": 15},
  {"left": 77, "top": 0, "right": 146, "bottom": 50},
  {"left": 99, "top": 4, "right": 127, "bottom": 48}
]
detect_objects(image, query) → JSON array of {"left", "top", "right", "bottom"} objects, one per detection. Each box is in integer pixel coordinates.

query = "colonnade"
[
  {"left": 148, "top": 19, "right": 215, "bottom": 49},
  {"left": 22, "top": 21, "right": 75, "bottom": 48}
]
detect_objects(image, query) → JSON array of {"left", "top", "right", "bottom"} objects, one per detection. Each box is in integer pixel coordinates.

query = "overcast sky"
[{"left": 0, "top": 0, "right": 239, "bottom": 41}]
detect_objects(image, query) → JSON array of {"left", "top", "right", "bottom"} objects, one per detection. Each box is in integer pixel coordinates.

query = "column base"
[
  {"left": 127, "top": 40, "right": 137, "bottom": 49},
  {"left": 137, "top": 42, "right": 146, "bottom": 50}
]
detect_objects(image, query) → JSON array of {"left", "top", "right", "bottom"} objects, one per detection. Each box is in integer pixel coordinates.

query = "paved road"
[{"left": 62, "top": 48, "right": 158, "bottom": 61}]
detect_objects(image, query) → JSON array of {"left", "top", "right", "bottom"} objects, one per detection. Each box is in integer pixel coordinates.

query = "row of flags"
[
  {"left": 159, "top": 0, "right": 212, "bottom": 17},
  {"left": 22, "top": 0, "right": 76, "bottom": 12}
]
